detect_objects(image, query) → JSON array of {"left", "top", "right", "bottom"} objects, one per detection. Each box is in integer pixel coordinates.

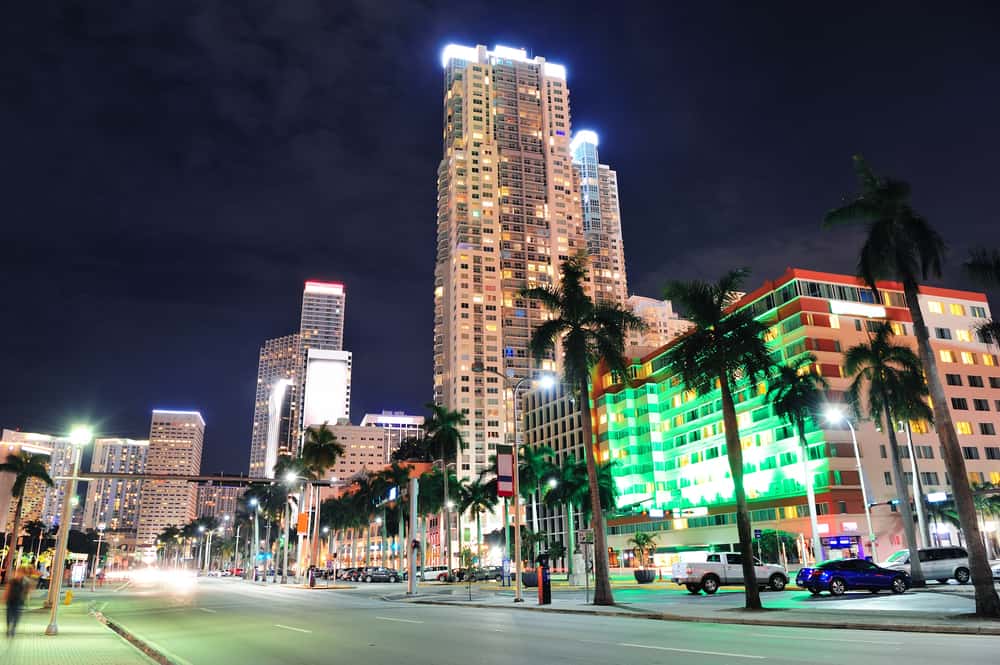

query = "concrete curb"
[
  {"left": 406, "top": 598, "right": 1000, "bottom": 636},
  {"left": 93, "top": 610, "right": 177, "bottom": 665}
]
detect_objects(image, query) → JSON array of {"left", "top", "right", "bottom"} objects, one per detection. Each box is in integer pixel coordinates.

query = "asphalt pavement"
[{"left": 88, "top": 577, "right": 1000, "bottom": 665}]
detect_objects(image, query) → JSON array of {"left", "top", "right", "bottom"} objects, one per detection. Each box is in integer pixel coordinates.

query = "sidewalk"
[
  {"left": 0, "top": 595, "right": 151, "bottom": 665},
  {"left": 401, "top": 587, "right": 1000, "bottom": 636}
]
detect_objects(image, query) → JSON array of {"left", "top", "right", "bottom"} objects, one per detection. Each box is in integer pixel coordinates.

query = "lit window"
[
  {"left": 983, "top": 354, "right": 996, "bottom": 367},
  {"left": 939, "top": 350, "right": 955, "bottom": 363},
  {"left": 956, "top": 421, "right": 973, "bottom": 435},
  {"left": 928, "top": 301, "right": 943, "bottom": 314},
  {"left": 961, "top": 352, "right": 976, "bottom": 365},
  {"left": 950, "top": 303, "right": 966, "bottom": 316},
  {"left": 956, "top": 329, "right": 971, "bottom": 342},
  {"left": 829, "top": 314, "right": 840, "bottom": 329}
]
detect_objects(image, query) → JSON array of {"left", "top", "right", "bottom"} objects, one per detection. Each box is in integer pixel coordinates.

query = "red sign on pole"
[{"left": 496, "top": 445, "right": 514, "bottom": 498}]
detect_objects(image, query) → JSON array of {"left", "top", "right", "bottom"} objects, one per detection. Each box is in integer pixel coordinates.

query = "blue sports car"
[{"left": 796, "top": 558, "right": 911, "bottom": 596}]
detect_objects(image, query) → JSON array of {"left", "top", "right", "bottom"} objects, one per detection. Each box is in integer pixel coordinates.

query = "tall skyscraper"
[
  {"left": 248, "top": 334, "right": 302, "bottom": 478},
  {"left": 83, "top": 437, "right": 149, "bottom": 535},
  {"left": 571, "top": 130, "right": 628, "bottom": 306},
  {"left": 626, "top": 295, "right": 695, "bottom": 356},
  {"left": 434, "top": 44, "right": 586, "bottom": 478},
  {"left": 301, "top": 349, "right": 352, "bottom": 431},
  {"left": 300, "top": 281, "right": 346, "bottom": 354},
  {"left": 0, "top": 431, "right": 55, "bottom": 533},
  {"left": 137, "top": 410, "right": 205, "bottom": 547},
  {"left": 195, "top": 483, "right": 241, "bottom": 523}
]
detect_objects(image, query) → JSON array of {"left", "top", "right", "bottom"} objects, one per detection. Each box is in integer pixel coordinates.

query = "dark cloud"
[{"left": 2, "top": 1, "right": 999, "bottom": 471}]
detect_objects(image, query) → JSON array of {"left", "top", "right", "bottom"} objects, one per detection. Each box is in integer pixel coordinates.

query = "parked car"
[
  {"left": 463, "top": 566, "right": 504, "bottom": 582},
  {"left": 336, "top": 567, "right": 357, "bottom": 581},
  {"left": 363, "top": 567, "right": 401, "bottom": 583},
  {"left": 671, "top": 552, "right": 788, "bottom": 594},
  {"left": 417, "top": 565, "right": 449, "bottom": 581},
  {"left": 882, "top": 546, "right": 971, "bottom": 584},
  {"left": 796, "top": 558, "right": 911, "bottom": 596}
]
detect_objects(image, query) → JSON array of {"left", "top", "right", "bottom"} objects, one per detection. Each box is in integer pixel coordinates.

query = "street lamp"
[
  {"left": 45, "top": 424, "right": 92, "bottom": 635},
  {"left": 91, "top": 522, "right": 106, "bottom": 592},
  {"left": 248, "top": 497, "right": 260, "bottom": 581},
  {"left": 825, "top": 406, "right": 878, "bottom": 560},
  {"left": 472, "top": 362, "right": 556, "bottom": 603}
]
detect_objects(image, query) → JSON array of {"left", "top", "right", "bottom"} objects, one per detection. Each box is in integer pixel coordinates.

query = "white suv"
[
  {"left": 883, "top": 546, "right": 970, "bottom": 584},
  {"left": 419, "top": 565, "right": 450, "bottom": 581}
]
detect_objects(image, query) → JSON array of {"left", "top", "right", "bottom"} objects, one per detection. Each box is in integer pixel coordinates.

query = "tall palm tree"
[
  {"left": 350, "top": 472, "right": 377, "bottom": 566},
  {"left": 423, "top": 403, "right": 467, "bottom": 570},
  {"left": 519, "top": 444, "right": 556, "bottom": 535},
  {"left": 767, "top": 353, "right": 828, "bottom": 561},
  {"left": 543, "top": 455, "right": 589, "bottom": 573},
  {"left": 417, "top": 467, "right": 451, "bottom": 567},
  {"left": 826, "top": 156, "right": 998, "bottom": 614},
  {"left": 1, "top": 451, "right": 54, "bottom": 580},
  {"left": 664, "top": 269, "right": 774, "bottom": 610},
  {"left": 375, "top": 463, "right": 414, "bottom": 568},
  {"left": 963, "top": 249, "right": 1000, "bottom": 347},
  {"left": 459, "top": 478, "right": 497, "bottom": 561},
  {"left": 844, "top": 323, "right": 927, "bottom": 586},
  {"left": 523, "top": 254, "right": 644, "bottom": 606},
  {"left": 302, "top": 423, "right": 345, "bottom": 567}
]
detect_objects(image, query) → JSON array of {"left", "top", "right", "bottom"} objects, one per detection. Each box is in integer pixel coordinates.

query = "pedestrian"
[{"left": 4, "top": 566, "right": 30, "bottom": 638}]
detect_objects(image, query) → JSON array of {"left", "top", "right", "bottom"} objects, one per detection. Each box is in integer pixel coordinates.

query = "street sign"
[
  {"left": 577, "top": 529, "right": 594, "bottom": 545},
  {"left": 754, "top": 529, "right": 762, "bottom": 539},
  {"left": 496, "top": 445, "right": 514, "bottom": 498}
]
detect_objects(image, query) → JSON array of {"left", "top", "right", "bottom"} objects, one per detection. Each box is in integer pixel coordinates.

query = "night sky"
[{"left": 3, "top": 1, "right": 999, "bottom": 474}]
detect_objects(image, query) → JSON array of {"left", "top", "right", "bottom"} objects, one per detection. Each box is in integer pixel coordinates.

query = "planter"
[
  {"left": 521, "top": 571, "right": 539, "bottom": 587},
  {"left": 633, "top": 569, "right": 657, "bottom": 584}
]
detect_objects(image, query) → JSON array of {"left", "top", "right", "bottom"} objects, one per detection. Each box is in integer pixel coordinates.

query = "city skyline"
[{"left": 3, "top": 3, "right": 999, "bottom": 476}]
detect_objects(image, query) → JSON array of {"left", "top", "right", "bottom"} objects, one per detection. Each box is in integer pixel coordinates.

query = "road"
[{"left": 92, "top": 578, "right": 998, "bottom": 665}]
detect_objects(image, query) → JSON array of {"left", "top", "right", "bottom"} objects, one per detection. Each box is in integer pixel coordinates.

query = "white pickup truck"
[{"left": 671, "top": 552, "right": 788, "bottom": 594}]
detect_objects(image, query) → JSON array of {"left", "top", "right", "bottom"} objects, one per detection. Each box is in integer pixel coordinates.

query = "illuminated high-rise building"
[
  {"left": 0, "top": 430, "right": 56, "bottom": 533},
  {"left": 434, "top": 44, "right": 586, "bottom": 481},
  {"left": 137, "top": 410, "right": 205, "bottom": 547},
  {"left": 571, "top": 130, "right": 628, "bottom": 306},
  {"left": 300, "top": 281, "right": 346, "bottom": 354},
  {"left": 626, "top": 295, "right": 694, "bottom": 356},
  {"left": 83, "top": 437, "right": 149, "bottom": 535},
  {"left": 248, "top": 334, "right": 302, "bottom": 478}
]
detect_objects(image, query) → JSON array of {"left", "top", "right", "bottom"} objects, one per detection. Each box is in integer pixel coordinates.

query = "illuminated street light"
[
  {"left": 548, "top": 478, "right": 559, "bottom": 489},
  {"left": 824, "top": 406, "right": 878, "bottom": 560},
  {"left": 46, "top": 424, "right": 92, "bottom": 635}
]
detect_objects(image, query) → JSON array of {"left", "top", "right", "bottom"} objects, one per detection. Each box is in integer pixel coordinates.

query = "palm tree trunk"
[
  {"left": 902, "top": 278, "right": 999, "bottom": 614},
  {"left": 476, "top": 511, "right": 482, "bottom": 561},
  {"left": 398, "top": 505, "right": 405, "bottom": 571},
  {"left": 579, "top": 375, "right": 614, "bottom": 605},
  {"left": 879, "top": 385, "right": 925, "bottom": 586},
  {"left": 456, "top": 509, "right": 463, "bottom": 566},
  {"left": 797, "top": 423, "right": 824, "bottom": 561},
  {"left": 5, "top": 495, "right": 24, "bottom": 581},
  {"left": 442, "top": 459, "right": 450, "bottom": 571},
  {"left": 718, "top": 374, "right": 762, "bottom": 610},
  {"left": 565, "top": 502, "right": 575, "bottom": 575},
  {"left": 365, "top": 521, "right": 372, "bottom": 566}
]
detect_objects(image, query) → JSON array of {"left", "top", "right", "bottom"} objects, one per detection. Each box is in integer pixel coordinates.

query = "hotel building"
[
  {"left": 83, "top": 438, "right": 149, "bottom": 538},
  {"left": 626, "top": 295, "right": 694, "bottom": 356},
  {"left": 136, "top": 410, "right": 205, "bottom": 547},
  {"left": 195, "top": 483, "right": 241, "bottom": 523},
  {"left": 359, "top": 411, "right": 425, "bottom": 463},
  {"left": 589, "top": 268, "right": 1000, "bottom": 565}
]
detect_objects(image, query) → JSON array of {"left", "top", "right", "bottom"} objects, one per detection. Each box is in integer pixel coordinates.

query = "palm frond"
[{"left": 964, "top": 249, "right": 1000, "bottom": 287}]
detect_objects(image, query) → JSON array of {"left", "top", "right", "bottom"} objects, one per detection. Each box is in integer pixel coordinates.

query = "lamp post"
[
  {"left": 248, "top": 497, "right": 260, "bottom": 581},
  {"left": 45, "top": 425, "right": 92, "bottom": 635},
  {"left": 282, "top": 471, "right": 304, "bottom": 584},
  {"left": 91, "top": 522, "right": 106, "bottom": 592},
  {"left": 825, "top": 407, "right": 878, "bottom": 561},
  {"left": 472, "top": 363, "right": 555, "bottom": 603}
]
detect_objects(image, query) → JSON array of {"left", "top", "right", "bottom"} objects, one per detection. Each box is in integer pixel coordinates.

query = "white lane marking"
[
  {"left": 198, "top": 607, "right": 218, "bottom": 613},
  {"left": 376, "top": 616, "right": 424, "bottom": 624},
  {"left": 274, "top": 623, "right": 312, "bottom": 633},
  {"left": 620, "top": 642, "right": 766, "bottom": 659},
  {"left": 751, "top": 632, "right": 901, "bottom": 645}
]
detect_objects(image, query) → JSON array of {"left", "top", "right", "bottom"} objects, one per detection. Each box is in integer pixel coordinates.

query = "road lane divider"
[
  {"left": 619, "top": 642, "right": 766, "bottom": 659},
  {"left": 274, "top": 623, "right": 312, "bottom": 633},
  {"left": 376, "top": 616, "right": 424, "bottom": 624}
]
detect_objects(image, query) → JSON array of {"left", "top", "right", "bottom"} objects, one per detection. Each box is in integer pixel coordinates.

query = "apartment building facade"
[{"left": 83, "top": 437, "right": 149, "bottom": 536}]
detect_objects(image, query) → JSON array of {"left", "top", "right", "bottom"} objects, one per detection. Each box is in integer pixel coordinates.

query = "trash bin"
[{"left": 535, "top": 553, "right": 551, "bottom": 605}]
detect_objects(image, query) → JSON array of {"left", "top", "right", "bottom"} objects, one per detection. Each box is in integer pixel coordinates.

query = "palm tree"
[
  {"left": 417, "top": 467, "right": 449, "bottom": 568},
  {"left": 664, "top": 269, "right": 774, "bottom": 610},
  {"left": 375, "top": 463, "right": 414, "bottom": 568},
  {"left": 519, "top": 444, "right": 556, "bottom": 535},
  {"left": 843, "top": 323, "right": 927, "bottom": 586},
  {"left": 523, "top": 254, "right": 644, "bottom": 606},
  {"left": 302, "top": 423, "right": 345, "bottom": 566},
  {"left": 391, "top": 436, "right": 431, "bottom": 463},
  {"left": 1, "top": 451, "right": 54, "bottom": 580},
  {"left": 627, "top": 532, "right": 658, "bottom": 568},
  {"left": 767, "top": 354, "right": 827, "bottom": 561},
  {"left": 423, "top": 403, "right": 467, "bottom": 570},
  {"left": 459, "top": 478, "right": 497, "bottom": 562},
  {"left": 543, "top": 455, "right": 589, "bottom": 574},
  {"left": 826, "top": 156, "right": 999, "bottom": 615}
]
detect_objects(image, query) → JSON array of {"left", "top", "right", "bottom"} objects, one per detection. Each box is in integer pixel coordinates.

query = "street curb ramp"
[
  {"left": 93, "top": 610, "right": 177, "bottom": 665},
  {"left": 407, "top": 599, "right": 1000, "bottom": 636}
]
